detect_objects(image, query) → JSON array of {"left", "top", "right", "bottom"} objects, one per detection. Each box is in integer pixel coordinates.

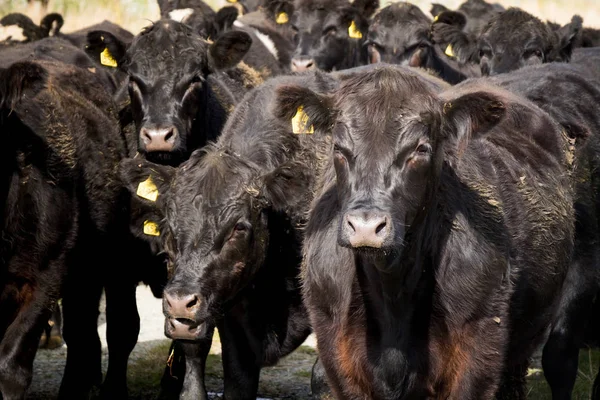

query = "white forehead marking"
[
  {"left": 169, "top": 8, "right": 194, "bottom": 23},
  {"left": 233, "top": 20, "right": 278, "bottom": 60},
  {"left": 0, "top": 25, "right": 26, "bottom": 42}
]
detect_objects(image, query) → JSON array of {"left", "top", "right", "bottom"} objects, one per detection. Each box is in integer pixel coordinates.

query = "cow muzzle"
[
  {"left": 163, "top": 291, "right": 206, "bottom": 340},
  {"left": 141, "top": 125, "right": 178, "bottom": 152},
  {"left": 340, "top": 211, "right": 392, "bottom": 249}
]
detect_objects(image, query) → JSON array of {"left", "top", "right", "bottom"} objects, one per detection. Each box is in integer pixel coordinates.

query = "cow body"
[
  {"left": 275, "top": 66, "right": 574, "bottom": 399},
  {"left": 0, "top": 59, "right": 130, "bottom": 399},
  {"left": 485, "top": 59, "right": 600, "bottom": 400},
  {"left": 120, "top": 71, "right": 340, "bottom": 399},
  {"left": 366, "top": 3, "right": 480, "bottom": 84},
  {"left": 290, "top": 0, "right": 379, "bottom": 72}
]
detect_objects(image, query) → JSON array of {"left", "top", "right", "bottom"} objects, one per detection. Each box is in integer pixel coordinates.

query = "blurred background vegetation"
[{"left": 1, "top": 0, "right": 599, "bottom": 35}]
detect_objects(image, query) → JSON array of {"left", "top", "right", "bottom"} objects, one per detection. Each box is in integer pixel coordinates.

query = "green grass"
[
  {"left": 527, "top": 348, "right": 599, "bottom": 399},
  {"left": 124, "top": 336, "right": 599, "bottom": 399}
]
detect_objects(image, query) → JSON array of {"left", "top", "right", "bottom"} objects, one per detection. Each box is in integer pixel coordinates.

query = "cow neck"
[
  {"left": 352, "top": 183, "right": 441, "bottom": 392},
  {"left": 338, "top": 39, "right": 367, "bottom": 71},
  {"left": 426, "top": 47, "right": 470, "bottom": 85},
  {"left": 192, "top": 76, "right": 231, "bottom": 151}
]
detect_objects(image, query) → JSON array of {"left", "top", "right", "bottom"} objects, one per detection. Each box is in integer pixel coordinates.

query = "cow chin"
[
  {"left": 144, "top": 149, "right": 186, "bottom": 167},
  {"left": 164, "top": 317, "right": 209, "bottom": 341}
]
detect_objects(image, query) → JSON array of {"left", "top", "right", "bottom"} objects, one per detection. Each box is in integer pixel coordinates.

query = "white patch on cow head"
[
  {"left": 233, "top": 21, "right": 278, "bottom": 61},
  {"left": 252, "top": 29, "right": 278, "bottom": 60},
  {"left": 168, "top": 8, "right": 194, "bottom": 23},
  {"left": 0, "top": 24, "right": 26, "bottom": 42}
]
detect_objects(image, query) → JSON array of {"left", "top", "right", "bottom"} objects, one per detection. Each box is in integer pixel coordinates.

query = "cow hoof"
[
  {"left": 44, "top": 334, "right": 64, "bottom": 349},
  {"left": 311, "top": 358, "right": 333, "bottom": 399}
]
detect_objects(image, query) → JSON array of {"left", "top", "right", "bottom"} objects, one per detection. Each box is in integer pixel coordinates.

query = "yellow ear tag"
[
  {"left": 143, "top": 220, "right": 160, "bottom": 236},
  {"left": 291, "top": 106, "right": 314, "bottom": 134},
  {"left": 348, "top": 21, "right": 363, "bottom": 39},
  {"left": 136, "top": 176, "right": 159, "bottom": 202},
  {"left": 444, "top": 43, "right": 455, "bottom": 58},
  {"left": 226, "top": 0, "right": 237, "bottom": 3},
  {"left": 100, "top": 47, "right": 118, "bottom": 68},
  {"left": 276, "top": 12, "right": 289, "bottom": 24},
  {"left": 433, "top": 15, "right": 439, "bottom": 22}
]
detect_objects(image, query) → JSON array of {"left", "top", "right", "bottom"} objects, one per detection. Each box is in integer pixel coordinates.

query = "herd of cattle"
[{"left": 2, "top": 0, "right": 600, "bottom": 399}]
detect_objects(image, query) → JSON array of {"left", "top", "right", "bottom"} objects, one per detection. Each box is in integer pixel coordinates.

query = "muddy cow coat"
[
  {"left": 274, "top": 66, "right": 574, "bottom": 399},
  {"left": 120, "top": 70, "right": 342, "bottom": 400}
]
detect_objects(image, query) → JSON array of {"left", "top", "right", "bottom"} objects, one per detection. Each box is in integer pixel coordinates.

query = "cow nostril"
[
  {"left": 347, "top": 218, "right": 356, "bottom": 233},
  {"left": 375, "top": 220, "right": 387, "bottom": 235},
  {"left": 185, "top": 295, "right": 198, "bottom": 310},
  {"left": 306, "top": 60, "right": 314, "bottom": 68},
  {"left": 164, "top": 128, "right": 175, "bottom": 143}
]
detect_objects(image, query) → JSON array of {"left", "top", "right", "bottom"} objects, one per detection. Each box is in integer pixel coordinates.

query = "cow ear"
[
  {"left": 443, "top": 91, "right": 506, "bottom": 141},
  {"left": 274, "top": 84, "right": 333, "bottom": 134},
  {"left": 119, "top": 158, "right": 176, "bottom": 208},
  {"left": 0, "top": 13, "right": 44, "bottom": 41},
  {"left": 0, "top": 62, "right": 47, "bottom": 110},
  {"left": 86, "top": 30, "right": 128, "bottom": 69},
  {"left": 433, "top": 11, "right": 467, "bottom": 30},
  {"left": 555, "top": 15, "right": 583, "bottom": 61},
  {"left": 263, "top": 0, "right": 294, "bottom": 24},
  {"left": 39, "top": 13, "right": 64, "bottom": 37},
  {"left": 249, "top": 160, "right": 313, "bottom": 215},
  {"left": 351, "top": 0, "right": 379, "bottom": 19},
  {"left": 208, "top": 31, "right": 252, "bottom": 71},
  {"left": 215, "top": 6, "right": 239, "bottom": 33},
  {"left": 430, "top": 3, "right": 449, "bottom": 18}
]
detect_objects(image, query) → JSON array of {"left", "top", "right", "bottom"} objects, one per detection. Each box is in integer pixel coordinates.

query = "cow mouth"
[
  {"left": 164, "top": 317, "right": 208, "bottom": 340},
  {"left": 144, "top": 150, "right": 185, "bottom": 167}
]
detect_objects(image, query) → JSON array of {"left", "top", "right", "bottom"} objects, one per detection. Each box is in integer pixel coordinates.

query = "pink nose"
[
  {"left": 291, "top": 57, "right": 315, "bottom": 72},
  {"left": 345, "top": 213, "right": 390, "bottom": 248},
  {"left": 141, "top": 126, "right": 177, "bottom": 152}
]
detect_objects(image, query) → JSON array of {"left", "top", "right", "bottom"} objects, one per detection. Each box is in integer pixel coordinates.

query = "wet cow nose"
[
  {"left": 291, "top": 57, "right": 315, "bottom": 72},
  {"left": 344, "top": 213, "right": 391, "bottom": 248},
  {"left": 163, "top": 292, "right": 200, "bottom": 320},
  {"left": 141, "top": 126, "right": 178, "bottom": 152}
]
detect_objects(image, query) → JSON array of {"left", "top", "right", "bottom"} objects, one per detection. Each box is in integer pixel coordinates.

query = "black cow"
[
  {"left": 430, "top": 0, "right": 504, "bottom": 35},
  {"left": 87, "top": 19, "right": 262, "bottom": 167},
  {"left": 0, "top": 59, "right": 131, "bottom": 399},
  {"left": 0, "top": 12, "right": 63, "bottom": 43},
  {"left": 432, "top": 7, "right": 583, "bottom": 76},
  {"left": 547, "top": 20, "right": 600, "bottom": 48},
  {"left": 120, "top": 70, "right": 340, "bottom": 400},
  {"left": 274, "top": 65, "right": 574, "bottom": 398},
  {"left": 484, "top": 56, "right": 600, "bottom": 400},
  {"left": 290, "top": 0, "right": 379, "bottom": 72},
  {"left": 365, "top": 3, "right": 480, "bottom": 84}
]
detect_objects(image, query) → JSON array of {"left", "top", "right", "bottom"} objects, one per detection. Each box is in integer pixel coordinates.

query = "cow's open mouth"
[{"left": 164, "top": 317, "right": 207, "bottom": 340}]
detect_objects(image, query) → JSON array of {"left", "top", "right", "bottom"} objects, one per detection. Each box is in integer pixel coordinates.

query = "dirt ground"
[{"left": 26, "top": 284, "right": 318, "bottom": 400}]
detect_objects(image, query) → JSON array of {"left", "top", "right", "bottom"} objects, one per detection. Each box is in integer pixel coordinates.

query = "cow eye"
[
  {"left": 324, "top": 27, "right": 337, "bottom": 37},
  {"left": 524, "top": 49, "right": 542, "bottom": 59},
  {"left": 233, "top": 222, "right": 247, "bottom": 232},
  {"left": 479, "top": 48, "right": 492, "bottom": 59},
  {"left": 416, "top": 143, "right": 432, "bottom": 155},
  {"left": 190, "top": 75, "right": 202, "bottom": 84}
]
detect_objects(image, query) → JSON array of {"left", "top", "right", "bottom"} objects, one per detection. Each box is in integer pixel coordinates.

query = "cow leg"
[
  {"left": 542, "top": 256, "right": 596, "bottom": 400},
  {"left": 311, "top": 357, "right": 332, "bottom": 399},
  {"left": 100, "top": 280, "right": 140, "bottom": 399},
  {"left": 158, "top": 341, "right": 186, "bottom": 400},
  {"left": 592, "top": 370, "right": 600, "bottom": 400},
  {"left": 496, "top": 362, "right": 527, "bottom": 400},
  {"left": 59, "top": 271, "right": 103, "bottom": 399},
  {"left": 219, "top": 319, "right": 261, "bottom": 400},
  {"left": 179, "top": 326, "right": 214, "bottom": 400},
  {"left": 39, "top": 304, "right": 63, "bottom": 349},
  {"left": 0, "top": 282, "right": 53, "bottom": 400}
]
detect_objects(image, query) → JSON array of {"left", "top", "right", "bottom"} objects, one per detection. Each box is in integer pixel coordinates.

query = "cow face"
[
  {"left": 290, "top": 0, "right": 378, "bottom": 72},
  {"left": 478, "top": 8, "right": 582, "bottom": 75},
  {"left": 274, "top": 67, "right": 505, "bottom": 266},
  {"left": 366, "top": 3, "right": 432, "bottom": 66},
  {"left": 86, "top": 20, "right": 252, "bottom": 166},
  {"left": 120, "top": 148, "right": 309, "bottom": 340}
]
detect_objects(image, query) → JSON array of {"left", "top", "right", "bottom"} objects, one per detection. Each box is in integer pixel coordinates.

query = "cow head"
[
  {"left": 120, "top": 143, "right": 310, "bottom": 340},
  {"left": 478, "top": 8, "right": 582, "bottom": 75},
  {"left": 274, "top": 67, "right": 505, "bottom": 267},
  {"left": 365, "top": 3, "right": 434, "bottom": 66},
  {"left": 86, "top": 20, "right": 252, "bottom": 166},
  {"left": 290, "top": 0, "right": 378, "bottom": 72}
]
